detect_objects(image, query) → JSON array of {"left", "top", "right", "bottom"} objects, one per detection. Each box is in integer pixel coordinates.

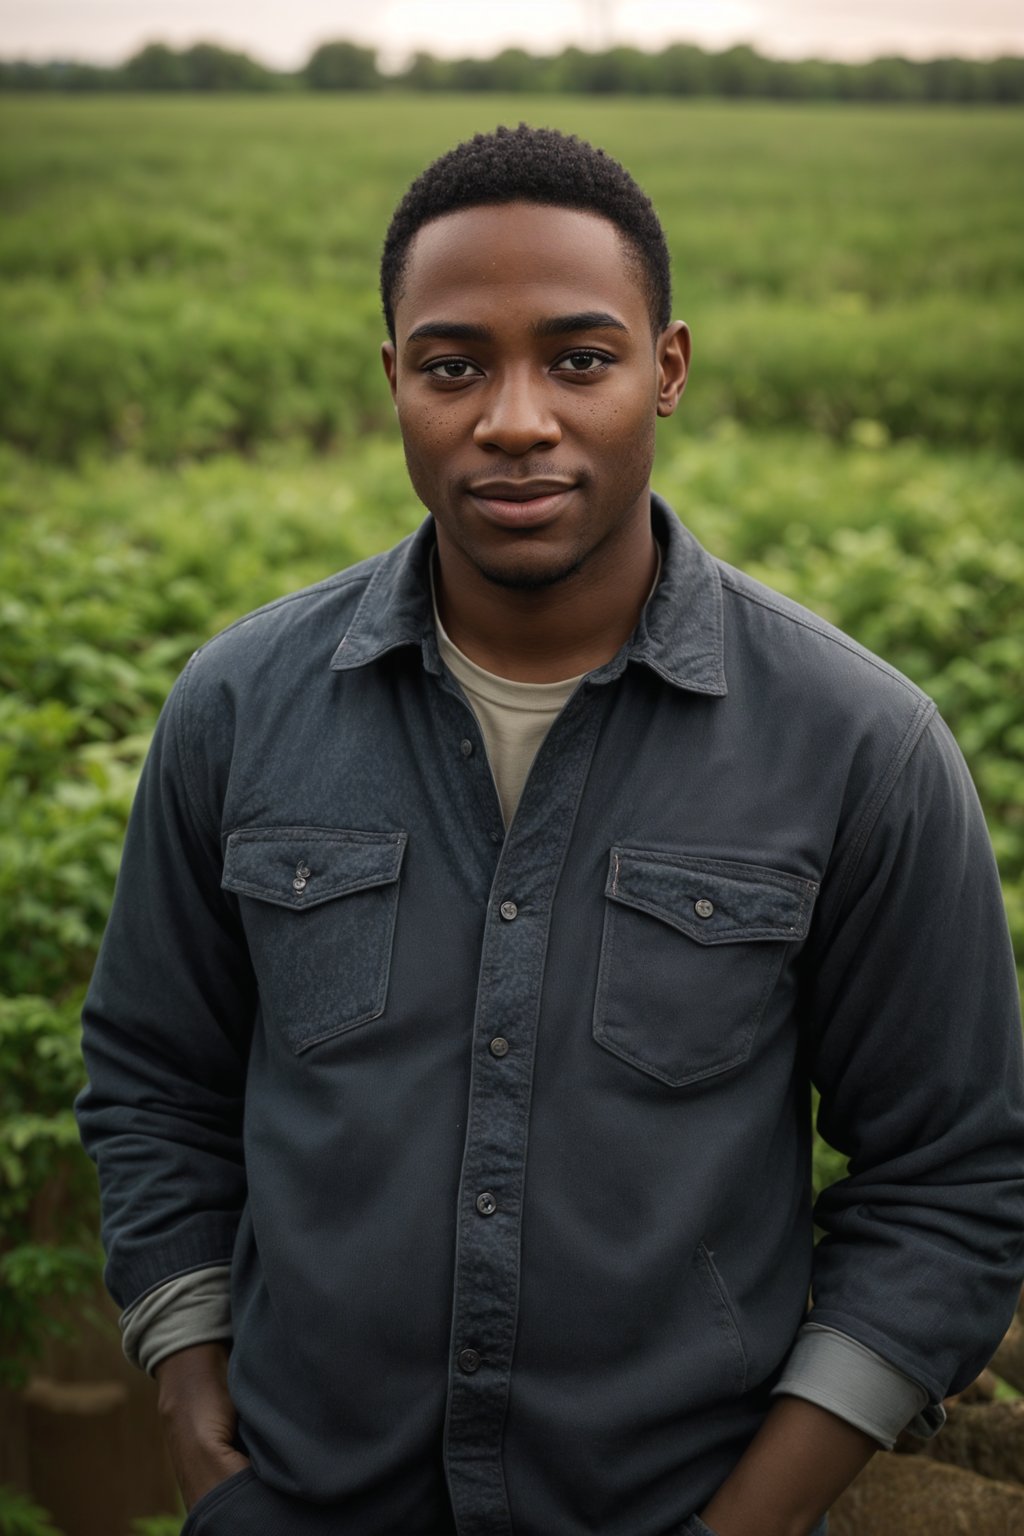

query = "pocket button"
[{"left": 694, "top": 898, "right": 714, "bottom": 918}]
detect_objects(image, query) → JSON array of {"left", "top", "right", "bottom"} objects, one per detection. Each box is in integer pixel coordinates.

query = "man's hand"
[
  {"left": 698, "top": 1395, "right": 879, "bottom": 1536},
  {"left": 155, "top": 1342, "right": 251, "bottom": 1510}
]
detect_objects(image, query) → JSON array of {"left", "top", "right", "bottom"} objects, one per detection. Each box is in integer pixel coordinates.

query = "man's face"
[{"left": 382, "top": 202, "right": 689, "bottom": 591}]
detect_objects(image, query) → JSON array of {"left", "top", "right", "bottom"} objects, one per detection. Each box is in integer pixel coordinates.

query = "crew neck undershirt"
[{"left": 431, "top": 544, "right": 662, "bottom": 827}]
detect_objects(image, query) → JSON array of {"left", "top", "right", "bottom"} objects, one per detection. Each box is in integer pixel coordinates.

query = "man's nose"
[{"left": 472, "top": 372, "right": 562, "bottom": 454}]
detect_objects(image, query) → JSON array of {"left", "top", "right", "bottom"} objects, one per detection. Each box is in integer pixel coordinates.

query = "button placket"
[
  {"left": 443, "top": 681, "right": 609, "bottom": 1536},
  {"left": 431, "top": 665, "right": 506, "bottom": 857}
]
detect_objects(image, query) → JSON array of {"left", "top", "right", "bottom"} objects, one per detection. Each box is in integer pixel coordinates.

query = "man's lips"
[{"left": 466, "top": 480, "right": 578, "bottom": 527}]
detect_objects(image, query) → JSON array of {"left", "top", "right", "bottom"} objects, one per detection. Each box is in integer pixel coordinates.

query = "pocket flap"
[
  {"left": 606, "top": 847, "right": 817, "bottom": 944},
  {"left": 222, "top": 826, "right": 407, "bottom": 911}
]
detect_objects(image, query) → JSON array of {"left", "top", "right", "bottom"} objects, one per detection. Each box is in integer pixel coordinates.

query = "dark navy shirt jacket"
[{"left": 76, "top": 495, "right": 1024, "bottom": 1536}]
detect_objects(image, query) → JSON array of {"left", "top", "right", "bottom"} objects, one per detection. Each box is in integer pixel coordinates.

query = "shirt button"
[
  {"left": 457, "top": 1347, "right": 481, "bottom": 1374},
  {"left": 476, "top": 1191, "right": 497, "bottom": 1216},
  {"left": 500, "top": 900, "right": 518, "bottom": 921},
  {"left": 460, "top": 738, "right": 474, "bottom": 757},
  {"left": 489, "top": 1037, "right": 510, "bottom": 1058},
  {"left": 695, "top": 898, "right": 714, "bottom": 919}
]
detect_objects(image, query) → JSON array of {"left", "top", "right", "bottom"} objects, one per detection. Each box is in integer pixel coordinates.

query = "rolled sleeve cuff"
[
  {"left": 771, "top": 1321, "right": 945, "bottom": 1449},
  {"left": 119, "top": 1263, "right": 233, "bottom": 1377}
]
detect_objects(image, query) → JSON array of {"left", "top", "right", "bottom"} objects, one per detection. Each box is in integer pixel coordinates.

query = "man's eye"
[
  {"left": 425, "top": 359, "right": 480, "bottom": 379},
  {"left": 558, "top": 350, "right": 610, "bottom": 373}
]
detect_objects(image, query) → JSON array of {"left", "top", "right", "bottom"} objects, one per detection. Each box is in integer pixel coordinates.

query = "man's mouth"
[{"left": 467, "top": 479, "right": 578, "bottom": 527}]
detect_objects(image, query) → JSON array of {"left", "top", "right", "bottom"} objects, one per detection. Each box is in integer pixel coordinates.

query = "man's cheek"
[{"left": 401, "top": 421, "right": 461, "bottom": 471}]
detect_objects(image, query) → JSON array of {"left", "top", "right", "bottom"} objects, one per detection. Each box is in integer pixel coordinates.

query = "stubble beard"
[{"left": 469, "top": 548, "right": 588, "bottom": 592}]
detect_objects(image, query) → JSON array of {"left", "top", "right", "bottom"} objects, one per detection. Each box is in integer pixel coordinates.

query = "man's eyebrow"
[
  {"left": 531, "top": 311, "right": 630, "bottom": 338},
  {"left": 406, "top": 321, "right": 492, "bottom": 343},
  {"left": 404, "top": 312, "right": 630, "bottom": 345}
]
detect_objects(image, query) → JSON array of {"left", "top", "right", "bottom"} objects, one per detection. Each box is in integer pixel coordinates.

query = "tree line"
[{"left": 3, "top": 39, "right": 1024, "bottom": 103}]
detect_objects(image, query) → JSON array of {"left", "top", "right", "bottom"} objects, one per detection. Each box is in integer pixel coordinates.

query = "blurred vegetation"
[
  {"left": 129, "top": 1517, "right": 183, "bottom": 1536},
  {"left": 2, "top": 98, "right": 1023, "bottom": 462},
  {"left": 0, "top": 1487, "right": 63, "bottom": 1536},
  {"left": 0, "top": 96, "right": 1021, "bottom": 1478},
  {"left": 2, "top": 39, "right": 1024, "bottom": 102},
  {"left": 0, "top": 1486, "right": 184, "bottom": 1536}
]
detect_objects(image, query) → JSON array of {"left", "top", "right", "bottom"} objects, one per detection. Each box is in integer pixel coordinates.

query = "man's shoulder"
[
  {"left": 715, "top": 555, "right": 931, "bottom": 718},
  {"left": 195, "top": 546, "right": 388, "bottom": 665},
  {"left": 165, "top": 538, "right": 413, "bottom": 746}
]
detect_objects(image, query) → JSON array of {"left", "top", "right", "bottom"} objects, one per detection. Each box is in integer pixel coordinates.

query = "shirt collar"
[{"left": 330, "top": 492, "right": 727, "bottom": 698}]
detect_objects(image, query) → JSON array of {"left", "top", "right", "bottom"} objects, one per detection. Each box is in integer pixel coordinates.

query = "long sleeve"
[
  {"left": 771, "top": 1322, "right": 934, "bottom": 1448},
  {"left": 121, "top": 1265, "right": 233, "bottom": 1376},
  {"left": 799, "top": 710, "right": 1024, "bottom": 1411},
  {"left": 75, "top": 654, "right": 254, "bottom": 1312}
]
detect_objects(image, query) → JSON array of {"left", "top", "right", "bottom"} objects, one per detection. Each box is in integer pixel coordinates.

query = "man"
[{"left": 76, "top": 125, "right": 1024, "bottom": 1536}]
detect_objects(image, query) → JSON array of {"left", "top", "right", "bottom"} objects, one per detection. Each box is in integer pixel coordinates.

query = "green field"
[
  {"left": 3, "top": 95, "right": 1024, "bottom": 457},
  {"left": 2, "top": 96, "right": 1023, "bottom": 1406}
]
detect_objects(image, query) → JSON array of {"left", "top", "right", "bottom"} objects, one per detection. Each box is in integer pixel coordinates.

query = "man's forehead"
[{"left": 396, "top": 202, "right": 646, "bottom": 330}]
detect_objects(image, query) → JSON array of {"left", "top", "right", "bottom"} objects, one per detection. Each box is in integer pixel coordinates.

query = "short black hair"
[{"left": 380, "top": 123, "right": 672, "bottom": 341}]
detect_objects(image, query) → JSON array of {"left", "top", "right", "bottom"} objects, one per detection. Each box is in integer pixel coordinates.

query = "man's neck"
[{"left": 433, "top": 516, "right": 660, "bottom": 685}]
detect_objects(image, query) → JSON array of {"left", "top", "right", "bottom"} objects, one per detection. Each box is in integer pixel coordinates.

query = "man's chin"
[{"left": 472, "top": 553, "right": 585, "bottom": 592}]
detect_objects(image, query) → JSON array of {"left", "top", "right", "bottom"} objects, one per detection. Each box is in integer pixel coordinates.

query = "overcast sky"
[{"left": 2, "top": 0, "right": 1022, "bottom": 68}]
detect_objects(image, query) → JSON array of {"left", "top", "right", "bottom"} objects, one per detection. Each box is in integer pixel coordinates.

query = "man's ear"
[
  {"left": 381, "top": 341, "right": 398, "bottom": 406},
  {"left": 656, "top": 322, "right": 691, "bottom": 418}
]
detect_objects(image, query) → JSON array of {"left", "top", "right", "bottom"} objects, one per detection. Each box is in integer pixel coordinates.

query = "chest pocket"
[
  {"left": 594, "top": 848, "right": 818, "bottom": 1088},
  {"left": 222, "top": 826, "right": 407, "bottom": 1054}
]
